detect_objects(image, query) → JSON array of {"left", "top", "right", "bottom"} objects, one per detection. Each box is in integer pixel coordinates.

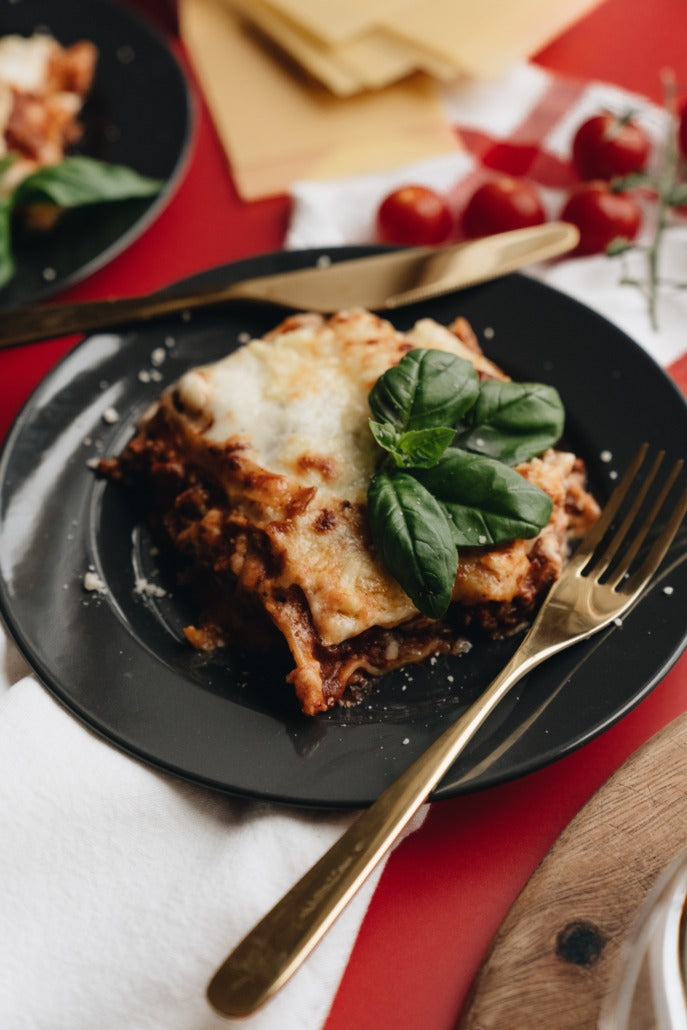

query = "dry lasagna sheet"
[{"left": 102, "top": 309, "right": 599, "bottom": 715}]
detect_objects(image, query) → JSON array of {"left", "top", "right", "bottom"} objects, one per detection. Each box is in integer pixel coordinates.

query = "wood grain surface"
[{"left": 459, "top": 711, "right": 687, "bottom": 1029}]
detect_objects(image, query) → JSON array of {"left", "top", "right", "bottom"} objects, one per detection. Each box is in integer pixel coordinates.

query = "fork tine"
[
  {"left": 605, "top": 458, "right": 684, "bottom": 588},
  {"left": 591, "top": 450, "right": 663, "bottom": 580},
  {"left": 623, "top": 483, "right": 687, "bottom": 597},
  {"left": 568, "top": 443, "right": 648, "bottom": 574}
]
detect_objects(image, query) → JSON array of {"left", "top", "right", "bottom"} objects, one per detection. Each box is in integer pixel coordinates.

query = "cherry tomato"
[
  {"left": 572, "top": 112, "right": 650, "bottom": 180},
  {"left": 461, "top": 177, "right": 546, "bottom": 238},
  {"left": 376, "top": 185, "right": 453, "bottom": 246},
  {"left": 679, "top": 100, "right": 687, "bottom": 160},
  {"left": 560, "top": 181, "right": 642, "bottom": 255}
]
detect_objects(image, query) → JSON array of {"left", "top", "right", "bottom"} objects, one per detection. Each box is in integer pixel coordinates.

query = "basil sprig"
[
  {"left": 0, "top": 154, "right": 163, "bottom": 289},
  {"left": 367, "top": 348, "right": 565, "bottom": 617}
]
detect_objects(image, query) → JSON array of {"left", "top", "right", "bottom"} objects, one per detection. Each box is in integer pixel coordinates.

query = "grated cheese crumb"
[
  {"left": 134, "top": 577, "right": 167, "bottom": 599},
  {"left": 83, "top": 570, "right": 107, "bottom": 594},
  {"left": 663, "top": 586, "right": 674, "bottom": 595},
  {"left": 102, "top": 407, "right": 119, "bottom": 424}
]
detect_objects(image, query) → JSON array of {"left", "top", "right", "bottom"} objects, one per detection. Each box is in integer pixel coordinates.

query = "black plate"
[
  {"left": 1, "top": 247, "right": 686, "bottom": 808},
  {"left": 0, "top": 0, "right": 192, "bottom": 307}
]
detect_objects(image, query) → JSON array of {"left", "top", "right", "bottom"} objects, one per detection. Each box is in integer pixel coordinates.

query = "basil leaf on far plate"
[
  {"left": 0, "top": 152, "right": 18, "bottom": 178},
  {"left": 456, "top": 380, "right": 564, "bottom": 465},
  {"left": 414, "top": 448, "right": 553, "bottom": 547},
  {"left": 369, "top": 348, "right": 479, "bottom": 434},
  {"left": 368, "top": 470, "right": 457, "bottom": 618},
  {"left": 0, "top": 197, "right": 15, "bottom": 289},
  {"left": 13, "top": 156, "right": 163, "bottom": 209}
]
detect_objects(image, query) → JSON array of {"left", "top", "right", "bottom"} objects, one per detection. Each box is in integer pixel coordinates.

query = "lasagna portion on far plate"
[
  {"left": 0, "top": 33, "right": 97, "bottom": 204},
  {"left": 101, "top": 308, "right": 599, "bottom": 715}
]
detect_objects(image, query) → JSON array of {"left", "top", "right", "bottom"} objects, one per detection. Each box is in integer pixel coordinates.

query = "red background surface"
[{"left": 0, "top": 2, "right": 685, "bottom": 1027}]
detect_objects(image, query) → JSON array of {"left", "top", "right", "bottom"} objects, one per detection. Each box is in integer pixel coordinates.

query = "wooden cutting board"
[{"left": 459, "top": 711, "right": 687, "bottom": 1029}]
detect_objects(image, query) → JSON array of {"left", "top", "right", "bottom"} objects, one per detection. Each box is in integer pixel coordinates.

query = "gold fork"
[{"left": 207, "top": 444, "right": 687, "bottom": 1018}]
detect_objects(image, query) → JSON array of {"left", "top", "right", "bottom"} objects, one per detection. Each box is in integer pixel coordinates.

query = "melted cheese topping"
[
  {"left": 0, "top": 35, "right": 54, "bottom": 93},
  {"left": 174, "top": 311, "right": 425, "bottom": 496},
  {"left": 153, "top": 309, "right": 494, "bottom": 645}
]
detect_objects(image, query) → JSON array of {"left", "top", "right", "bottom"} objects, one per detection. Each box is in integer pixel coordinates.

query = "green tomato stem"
[{"left": 645, "top": 70, "right": 679, "bottom": 331}]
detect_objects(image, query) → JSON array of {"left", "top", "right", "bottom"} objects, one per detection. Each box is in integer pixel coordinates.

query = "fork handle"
[{"left": 207, "top": 641, "right": 543, "bottom": 1017}]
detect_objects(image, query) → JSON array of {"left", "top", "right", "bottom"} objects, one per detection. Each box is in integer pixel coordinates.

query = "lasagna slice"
[
  {"left": 102, "top": 309, "right": 599, "bottom": 715},
  {"left": 0, "top": 33, "right": 97, "bottom": 211}
]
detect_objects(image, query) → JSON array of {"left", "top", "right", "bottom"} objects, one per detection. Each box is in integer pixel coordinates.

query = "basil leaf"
[
  {"left": 0, "top": 197, "right": 15, "bottom": 289},
  {"left": 394, "top": 427, "right": 455, "bottom": 468},
  {"left": 0, "top": 152, "right": 18, "bottom": 178},
  {"left": 456, "top": 380, "right": 564, "bottom": 465},
  {"left": 13, "top": 156, "right": 163, "bottom": 209},
  {"left": 369, "top": 348, "right": 479, "bottom": 433},
  {"left": 368, "top": 470, "right": 457, "bottom": 618},
  {"left": 369, "top": 420, "right": 454, "bottom": 468},
  {"left": 414, "top": 448, "right": 553, "bottom": 546},
  {"left": 369, "top": 420, "right": 400, "bottom": 454}
]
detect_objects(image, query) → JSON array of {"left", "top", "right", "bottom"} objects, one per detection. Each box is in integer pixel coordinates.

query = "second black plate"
[{"left": 0, "top": 0, "right": 192, "bottom": 307}]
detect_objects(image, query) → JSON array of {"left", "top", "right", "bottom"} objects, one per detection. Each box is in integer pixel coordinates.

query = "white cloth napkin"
[{"left": 0, "top": 627, "right": 401, "bottom": 1029}]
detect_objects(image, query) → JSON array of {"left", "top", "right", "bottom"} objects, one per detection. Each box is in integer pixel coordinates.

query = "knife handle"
[{"left": 0, "top": 287, "right": 225, "bottom": 350}]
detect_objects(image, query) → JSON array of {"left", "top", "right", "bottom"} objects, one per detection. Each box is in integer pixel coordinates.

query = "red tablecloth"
[{"left": 1, "top": 2, "right": 685, "bottom": 1027}]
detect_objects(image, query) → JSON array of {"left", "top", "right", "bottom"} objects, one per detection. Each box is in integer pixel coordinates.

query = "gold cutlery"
[
  {"left": 206, "top": 444, "right": 686, "bottom": 1017},
  {"left": 0, "top": 222, "right": 578, "bottom": 349}
]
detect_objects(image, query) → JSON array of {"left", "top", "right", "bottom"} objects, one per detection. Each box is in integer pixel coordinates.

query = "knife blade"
[{"left": 0, "top": 222, "right": 578, "bottom": 349}]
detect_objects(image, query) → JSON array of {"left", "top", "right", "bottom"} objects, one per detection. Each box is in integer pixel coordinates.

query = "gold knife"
[{"left": 0, "top": 222, "right": 578, "bottom": 349}]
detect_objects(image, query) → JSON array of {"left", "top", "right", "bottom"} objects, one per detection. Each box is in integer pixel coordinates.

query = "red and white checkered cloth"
[{"left": 287, "top": 62, "right": 687, "bottom": 392}]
